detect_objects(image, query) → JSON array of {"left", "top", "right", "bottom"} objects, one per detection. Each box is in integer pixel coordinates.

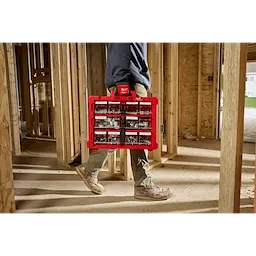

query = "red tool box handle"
[{"left": 110, "top": 84, "right": 137, "bottom": 99}]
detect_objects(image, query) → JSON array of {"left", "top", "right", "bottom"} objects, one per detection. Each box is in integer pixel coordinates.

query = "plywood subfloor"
[{"left": 13, "top": 139, "right": 255, "bottom": 213}]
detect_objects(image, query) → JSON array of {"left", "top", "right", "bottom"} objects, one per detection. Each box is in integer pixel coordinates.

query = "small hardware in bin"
[
  {"left": 138, "top": 117, "right": 151, "bottom": 129},
  {"left": 108, "top": 101, "right": 120, "bottom": 114},
  {"left": 125, "top": 132, "right": 138, "bottom": 145},
  {"left": 95, "top": 101, "right": 108, "bottom": 114},
  {"left": 95, "top": 116, "right": 120, "bottom": 129},
  {"left": 139, "top": 102, "right": 152, "bottom": 115},
  {"left": 94, "top": 131, "right": 107, "bottom": 144},
  {"left": 108, "top": 131, "right": 120, "bottom": 144},
  {"left": 126, "top": 102, "right": 139, "bottom": 114},
  {"left": 139, "top": 132, "right": 151, "bottom": 145},
  {"left": 126, "top": 116, "right": 138, "bottom": 129}
]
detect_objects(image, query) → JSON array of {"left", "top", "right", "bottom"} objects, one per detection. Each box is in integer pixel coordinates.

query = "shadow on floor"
[
  {"left": 161, "top": 163, "right": 255, "bottom": 173},
  {"left": 179, "top": 139, "right": 255, "bottom": 155},
  {"left": 15, "top": 191, "right": 254, "bottom": 213},
  {"left": 171, "top": 155, "right": 254, "bottom": 167},
  {"left": 14, "top": 187, "right": 93, "bottom": 196}
]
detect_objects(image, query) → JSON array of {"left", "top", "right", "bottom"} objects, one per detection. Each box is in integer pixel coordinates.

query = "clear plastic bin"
[
  {"left": 95, "top": 116, "right": 108, "bottom": 128},
  {"left": 139, "top": 132, "right": 151, "bottom": 145},
  {"left": 94, "top": 131, "right": 107, "bottom": 144},
  {"left": 138, "top": 117, "right": 151, "bottom": 129},
  {"left": 139, "top": 102, "right": 152, "bottom": 115},
  {"left": 106, "top": 117, "right": 120, "bottom": 129},
  {"left": 108, "top": 101, "right": 120, "bottom": 114},
  {"left": 94, "top": 101, "right": 108, "bottom": 114},
  {"left": 126, "top": 116, "right": 138, "bottom": 129},
  {"left": 126, "top": 102, "right": 139, "bottom": 114},
  {"left": 108, "top": 132, "right": 120, "bottom": 144},
  {"left": 125, "top": 132, "right": 138, "bottom": 145},
  {"left": 94, "top": 116, "right": 120, "bottom": 129}
]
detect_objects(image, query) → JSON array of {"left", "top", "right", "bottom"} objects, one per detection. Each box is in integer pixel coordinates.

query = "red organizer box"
[{"left": 87, "top": 86, "right": 158, "bottom": 150}]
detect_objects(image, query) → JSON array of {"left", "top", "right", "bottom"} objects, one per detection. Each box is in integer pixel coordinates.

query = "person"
[{"left": 76, "top": 43, "right": 172, "bottom": 200}]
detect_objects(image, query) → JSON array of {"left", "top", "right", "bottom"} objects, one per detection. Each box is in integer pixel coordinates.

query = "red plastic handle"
[
  {"left": 117, "top": 85, "right": 130, "bottom": 96},
  {"left": 110, "top": 85, "right": 137, "bottom": 99}
]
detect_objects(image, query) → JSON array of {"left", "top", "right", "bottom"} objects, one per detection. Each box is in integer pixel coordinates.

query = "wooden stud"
[
  {"left": 120, "top": 149, "right": 133, "bottom": 180},
  {"left": 0, "top": 43, "right": 16, "bottom": 213},
  {"left": 50, "top": 43, "right": 65, "bottom": 164},
  {"left": 21, "top": 43, "right": 33, "bottom": 136},
  {"left": 70, "top": 43, "right": 80, "bottom": 156},
  {"left": 4, "top": 43, "right": 21, "bottom": 155},
  {"left": 66, "top": 43, "right": 75, "bottom": 160},
  {"left": 216, "top": 43, "right": 224, "bottom": 139},
  {"left": 78, "top": 43, "right": 89, "bottom": 163},
  {"left": 197, "top": 43, "right": 202, "bottom": 137},
  {"left": 147, "top": 43, "right": 164, "bottom": 162},
  {"left": 165, "top": 43, "right": 179, "bottom": 156},
  {"left": 47, "top": 45, "right": 56, "bottom": 139},
  {"left": 59, "top": 43, "right": 74, "bottom": 163},
  {"left": 86, "top": 43, "right": 106, "bottom": 96},
  {"left": 39, "top": 43, "right": 49, "bottom": 136},
  {"left": 28, "top": 43, "right": 40, "bottom": 136},
  {"left": 218, "top": 43, "right": 248, "bottom": 213},
  {"left": 212, "top": 43, "right": 220, "bottom": 138},
  {"left": 108, "top": 151, "right": 117, "bottom": 175}
]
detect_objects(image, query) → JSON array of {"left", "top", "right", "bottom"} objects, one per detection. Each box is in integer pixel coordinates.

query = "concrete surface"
[{"left": 13, "top": 139, "right": 255, "bottom": 213}]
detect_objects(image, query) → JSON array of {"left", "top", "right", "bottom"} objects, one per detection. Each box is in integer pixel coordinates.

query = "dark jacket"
[{"left": 105, "top": 43, "right": 151, "bottom": 90}]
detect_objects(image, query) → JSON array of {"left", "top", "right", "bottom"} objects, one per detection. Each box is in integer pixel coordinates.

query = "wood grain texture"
[
  {"left": 165, "top": 43, "right": 178, "bottom": 156},
  {"left": 50, "top": 43, "right": 65, "bottom": 164},
  {"left": 4, "top": 43, "right": 21, "bottom": 155},
  {"left": 147, "top": 43, "right": 163, "bottom": 162},
  {"left": 0, "top": 43, "right": 16, "bottom": 213},
  {"left": 218, "top": 43, "right": 248, "bottom": 213}
]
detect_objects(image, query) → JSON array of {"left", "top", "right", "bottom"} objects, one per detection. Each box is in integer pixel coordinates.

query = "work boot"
[
  {"left": 76, "top": 165, "right": 104, "bottom": 195},
  {"left": 134, "top": 185, "right": 172, "bottom": 201}
]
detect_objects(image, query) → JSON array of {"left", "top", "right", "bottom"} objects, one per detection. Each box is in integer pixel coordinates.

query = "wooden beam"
[
  {"left": 4, "top": 43, "right": 21, "bottom": 155},
  {"left": 70, "top": 43, "right": 80, "bottom": 156},
  {"left": 30, "top": 43, "right": 40, "bottom": 136},
  {"left": 215, "top": 43, "right": 222, "bottom": 139},
  {"left": 0, "top": 43, "right": 16, "bottom": 213},
  {"left": 197, "top": 43, "right": 202, "bottom": 137},
  {"left": 59, "top": 43, "right": 74, "bottom": 163},
  {"left": 165, "top": 43, "right": 179, "bottom": 156},
  {"left": 50, "top": 43, "right": 65, "bottom": 164},
  {"left": 39, "top": 42, "right": 49, "bottom": 136},
  {"left": 108, "top": 151, "right": 117, "bottom": 175},
  {"left": 147, "top": 43, "right": 164, "bottom": 162},
  {"left": 78, "top": 43, "right": 89, "bottom": 163},
  {"left": 216, "top": 43, "right": 224, "bottom": 139},
  {"left": 212, "top": 43, "right": 220, "bottom": 138},
  {"left": 21, "top": 43, "right": 33, "bottom": 136},
  {"left": 218, "top": 43, "right": 248, "bottom": 213},
  {"left": 46, "top": 44, "right": 55, "bottom": 138},
  {"left": 86, "top": 43, "right": 106, "bottom": 96},
  {"left": 120, "top": 149, "right": 133, "bottom": 180}
]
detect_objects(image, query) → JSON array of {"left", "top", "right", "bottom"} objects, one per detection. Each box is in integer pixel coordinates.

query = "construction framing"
[{"left": 0, "top": 42, "right": 254, "bottom": 213}]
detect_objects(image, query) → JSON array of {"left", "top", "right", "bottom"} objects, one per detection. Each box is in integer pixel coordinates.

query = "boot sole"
[
  {"left": 76, "top": 168, "right": 104, "bottom": 195},
  {"left": 134, "top": 194, "right": 172, "bottom": 201}
]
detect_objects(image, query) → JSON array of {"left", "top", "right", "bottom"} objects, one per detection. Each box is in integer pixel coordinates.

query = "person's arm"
[{"left": 107, "top": 43, "right": 131, "bottom": 85}]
